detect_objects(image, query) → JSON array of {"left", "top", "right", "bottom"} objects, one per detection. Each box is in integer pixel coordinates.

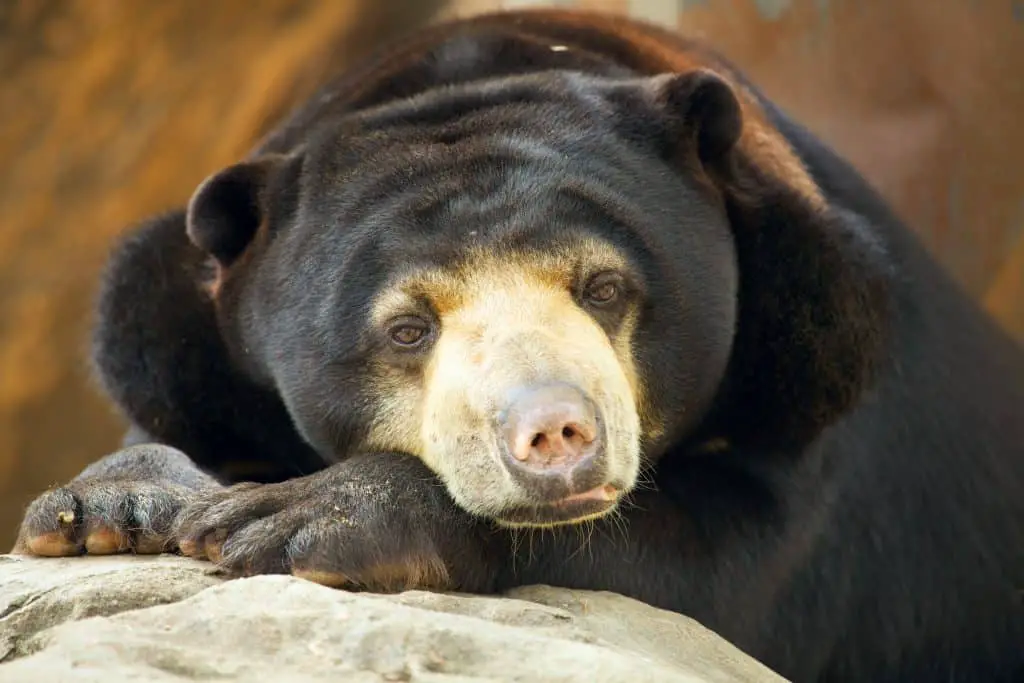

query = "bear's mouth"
[{"left": 493, "top": 483, "right": 621, "bottom": 527}]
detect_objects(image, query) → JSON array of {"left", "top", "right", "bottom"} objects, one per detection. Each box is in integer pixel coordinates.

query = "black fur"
[{"left": 15, "top": 9, "right": 1023, "bottom": 683}]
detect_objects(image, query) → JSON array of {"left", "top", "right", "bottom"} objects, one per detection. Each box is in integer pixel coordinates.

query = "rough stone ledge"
[{"left": 0, "top": 554, "right": 787, "bottom": 682}]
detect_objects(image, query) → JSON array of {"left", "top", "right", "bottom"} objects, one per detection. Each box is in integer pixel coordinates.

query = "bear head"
[{"left": 184, "top": 67, "right": 890, "bottom": 528}]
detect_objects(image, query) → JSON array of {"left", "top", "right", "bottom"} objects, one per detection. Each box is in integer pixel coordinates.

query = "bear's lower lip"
[
  {"left": 495, "top": 484, "right": 621, "bottom": 528},
  {"left": 550, "top": 484, "right": 619, "bottom": 507}
]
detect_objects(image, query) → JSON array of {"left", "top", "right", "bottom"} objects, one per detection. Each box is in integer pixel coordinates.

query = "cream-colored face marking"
[{"left": 364, "top": 239, "right": 645, "bottom": 524}]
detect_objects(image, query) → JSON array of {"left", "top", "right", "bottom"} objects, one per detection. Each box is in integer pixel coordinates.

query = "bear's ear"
[
  {"left": 600, "top": 69, "right": 742, "bottom": 172},
  {"left": 186, "top": 154, "right": 291, "bottom": 268},
  {"left": 646, "top": 69, "right": 743, "bottom": 171}
]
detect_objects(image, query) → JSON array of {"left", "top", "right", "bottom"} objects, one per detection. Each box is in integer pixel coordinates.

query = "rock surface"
[{"left": 0, "top": 554, "right": 787, "bottom": 682}]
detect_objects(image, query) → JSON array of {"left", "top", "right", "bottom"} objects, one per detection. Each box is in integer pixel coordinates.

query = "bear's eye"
[
  {"left": 583, "top": 272, "right": 623, "bottom": 307},
  {"left": 387, "top": 317, "right": 432, "bottom": 349}
]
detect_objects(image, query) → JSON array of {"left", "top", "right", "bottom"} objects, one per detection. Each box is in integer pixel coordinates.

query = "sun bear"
[{"left": 12, "top": 8, "right": 1024, "bottom": 682}]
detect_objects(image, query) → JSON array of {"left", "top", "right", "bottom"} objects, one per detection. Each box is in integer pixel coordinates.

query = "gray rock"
[{"left": 0, "top": 554, "right": 787, "bottom": 682}]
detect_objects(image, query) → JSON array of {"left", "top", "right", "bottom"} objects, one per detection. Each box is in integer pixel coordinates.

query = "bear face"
[{"left": 186, "top": 70, "right": 746, "bottom": 526}]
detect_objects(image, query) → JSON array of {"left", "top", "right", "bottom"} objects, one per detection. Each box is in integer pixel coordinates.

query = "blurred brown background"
[{"left": 2, "top": 0, "right": 1022, "bottom": 549}]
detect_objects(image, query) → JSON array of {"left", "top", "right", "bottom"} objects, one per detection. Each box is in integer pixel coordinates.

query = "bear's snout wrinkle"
[{"left": 500, "top": 382, "right": 603, "bottom": 480}]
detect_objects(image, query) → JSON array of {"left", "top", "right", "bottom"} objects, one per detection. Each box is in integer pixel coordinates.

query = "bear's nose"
[{"left": 501, "top": 383, "right": 600, "bottom": 471}]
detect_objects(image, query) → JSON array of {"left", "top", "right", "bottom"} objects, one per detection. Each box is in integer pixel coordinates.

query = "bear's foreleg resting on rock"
[
  {"left": 13, "top": 441, "right": 501, "bottom": 594},
  {"left": 174, "top": 451, "right": 499, "bottom": 593}
]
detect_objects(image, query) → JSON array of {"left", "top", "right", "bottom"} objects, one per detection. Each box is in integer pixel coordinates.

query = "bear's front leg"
[
  {"left": 13, "top": 442, "right": 221, "bottom": 556},
  {"left": 174, "top": 452, "right": 499, "bottom": 593}
]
